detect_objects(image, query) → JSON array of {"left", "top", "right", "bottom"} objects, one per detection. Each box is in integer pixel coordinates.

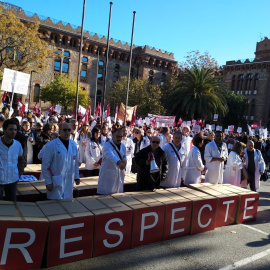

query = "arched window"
[{"left": 88, "top": 46, "right": 93, "bottom": 54}]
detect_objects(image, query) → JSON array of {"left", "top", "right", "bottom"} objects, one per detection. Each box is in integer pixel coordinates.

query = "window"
[
  {"left": 62, "top": 37, "right": 66, "bottom": 45},
  {"left": 160, "top": 73, "right": 166, "bottom": 86},
  {"left": 149, "top": 70, "right": 154, "bottom": 84},
  {"left": 97, "top": 90, "right": 102, "bottom": 102},
  {"left": 82, "top": 56, "right": 88, "bottom": 62},
  {"left": 70, "top": 38, "right": 77, "bottom": 48},
  {"left": 237, "top": 74, "right": 244, "bottom": 90},
  {"left": 245, "top": 90, "right": 248, "bottom": 95},
  {"left": 81, "top": 63, "right": 87, "bottom": 78},
  {"left": 33, "top": 84, "right": 40, "bottom": 102},
  {"left": 88, "top": 46, "right": 93, "bottom": 54},
  {"left": 63, "top": 51, "right": 70, "bottom": 57},
  {"left": 254, "top": 73, "right": 259, "bottom": 90},
  {"left": 62, "top": 58, "right": 69, "bottom": 73},
  {"left": 231, "top": 75, "right": 236, "bottom": 90},
  {"left": 250, "top": 99, "right": 255, "bottom": 119},
  {"left": 113, "top": 64, "right": 120, "bottom": 82},
  {"left": 98, "top": 61, "right": 104, "bottom": 81},
  {"left": 120, "top": 53, "right": 125, "bottom": 61},
  {"left": 253, "top": 90, "right": 257, "bottom": 95},
  {"left": 246, "top": 74, "right": 253, "bottom": 90},
  {"left": 54, "top": 58, "right": 61, "bottom": 71}
]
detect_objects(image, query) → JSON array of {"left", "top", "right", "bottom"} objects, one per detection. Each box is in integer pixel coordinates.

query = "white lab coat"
[
  {"left": 27, "top": 132, "right": 35, "bottom": 164},
  {"left": 243, "top": 148, "right": 265, "bottom": 190},
  {"left": 204, "top": 140, "right": 228, "bottom": 184},
  {"left": 184, "top": 146, "right": 204, "bottom": 186},
  {"left": 162, "top": 142, "right": 186, "bottom": 188},
  {"left": 85, "top": 139, "right": 102, "bottom": 170},
  {"left": 223, "top": 151, "right": 243, "bottom": 186},
  {"left": 97, "top": 140, "right": 126, "bottom": 195},
  {"left": 77, "top": 133, "right": 90, "bottom": 163},
  {"left": 140, "top": 136, "right": 151, "bottom": 150},
  {"left": 181, "top": 135, "right": 193, "bottom": 180},
  {"left": 159, "top": 134, "right": 167, "bottom": 148},
  {"left": 121, "top": 137, "right": 134, "bottom": 174},
  {"left": 42, "top": 138, "right": 80, "bottom": 200}
]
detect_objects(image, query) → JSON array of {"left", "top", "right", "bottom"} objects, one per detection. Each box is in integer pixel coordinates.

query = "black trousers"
[{"left": 0, "top": 181, "right": 18, "bottom": 202}]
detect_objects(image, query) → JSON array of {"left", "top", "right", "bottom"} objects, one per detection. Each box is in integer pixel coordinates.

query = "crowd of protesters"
[{"left": 0, "top": 105, "right": 268, "bottom": 201}]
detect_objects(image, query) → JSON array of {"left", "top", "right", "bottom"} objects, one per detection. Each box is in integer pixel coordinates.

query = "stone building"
[
  {"left": 223, "top": 37, "right": 270, "bottom": 129},
  {"left": 2, "top": 2, "right": 178, "bottom": 111}
]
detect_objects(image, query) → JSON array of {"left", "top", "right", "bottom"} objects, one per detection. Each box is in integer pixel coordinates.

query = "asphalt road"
[{"left": 47, "top": 181, "right": 270, "bottom": 270}]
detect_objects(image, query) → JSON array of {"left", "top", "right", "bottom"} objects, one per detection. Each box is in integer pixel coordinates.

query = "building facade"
[
  {"left": 223, "top": 37, "right": 270, "bottom": 129},
  {"left": 2, "top": 2, "right": 178, "bottom": 111}
]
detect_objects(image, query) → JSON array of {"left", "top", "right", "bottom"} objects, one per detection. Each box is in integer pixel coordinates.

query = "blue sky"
[{"left": 4, "top": 0, "right": 270, "bottom": 66}]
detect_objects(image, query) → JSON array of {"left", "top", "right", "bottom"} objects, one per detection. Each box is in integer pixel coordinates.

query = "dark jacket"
[
  {"left": 135, "top": 145, "right": 168, "bottom": 191},
  {"left": 34, "top": 132, "right": 51, "bottom": 164}
]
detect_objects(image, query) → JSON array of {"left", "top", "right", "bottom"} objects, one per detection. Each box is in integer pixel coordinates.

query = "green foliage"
[
  {"left": 169, "top": 66, "right": 228, "bottom": 120},
  {"left": 179, "top": 50, "right": 219, "bottom": 71},
  {"left": 0, "top": 7, "right": 53, "bottom": 73},
  {"left": 107, "top": 76, "right": 165, "bottom": 117},
  {"left": 222, "top": 91, "right": 247, "bottom": 129},
  {"left": 40, "top": 75, "right": 90, "bottom": 114}
]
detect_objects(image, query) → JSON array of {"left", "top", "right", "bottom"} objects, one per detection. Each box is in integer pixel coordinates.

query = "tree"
[
  {"left": 0, "top": 7, "right": 53, "bottom": 73},
  {"left": 107, "top": 76, "right": 165, "bottom": 117},
  {"left": 222, "top": 91, "right": 247, "bottom": 129},
  {"left": 40, "top": 75, "right": 90, "bottom": 114},
  {"left": 179, "top": 50, "right": 219, "bottom": 70},
  {"left": 168, "top": 66, "right": 227, "bottom": 121}
]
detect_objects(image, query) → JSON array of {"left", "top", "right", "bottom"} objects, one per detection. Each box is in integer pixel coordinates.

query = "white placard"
[
  {"left": 237, "top": 127, "right": 242, "bottom": 133},
  {"left": 138, "top": 118, "right": 144, "bottom": 126},
  {"left": 1, "top": 68, "right": 30, "bottom": 95},
  {"left": 206, "top": 124, "right": 211, "bottom": 131},
  {"left": 216, "top": 126, "right": 223, "bottom": 131},
  {"left": 54, "top": 104, "right": 62, "bottom": 114},
  {"left": 145, "top": 117, "right": 150, "bottom": 126},
  {"left": 182, "top": 121, "right": 187, "bottom": 127},
  {"left": 224, "top": 129, "right": 229, "bottom": 135},
  {"left": 192, "top": 125, "right": 201, "bottom": 132},
  {"left": 228, "top": 125, "right": 234, "bottom": 132},
  {"left": 186, "top": 121, "right": 191, "bottom": 127},
  {"left": 211, "top": 124, "right": 216, "bottom": 131},
  {"left": 213, "top": 114, "right": 218, "bottom": 121},
  {"left": 107, "top": 116, "right": 112, "bottom": 129}
]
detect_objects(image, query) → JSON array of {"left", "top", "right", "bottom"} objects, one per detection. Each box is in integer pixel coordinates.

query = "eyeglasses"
[
  {"left": 62, "top": 129, "right": 71, "bottom": 132},
  {"left": 151, "top": 141, "right": 160, "bottom": 144}
]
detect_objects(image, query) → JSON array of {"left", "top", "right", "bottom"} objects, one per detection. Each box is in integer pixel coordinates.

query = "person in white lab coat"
[
  {"left": 161, "top": 131, "right": 186, "bottom": 188},
  {"left": 159, "top": 127, "right": 170, "bottom": 148},
  {"left": 42, "top": 122, "right": 80, "bottom": 200},
  {"left": 85, "top": 127, "right": 102, "bottom": 177},
  {"left": 181, "top": 125, "right": 193, "bottom": 180},
  {"left": 184, "top": 133, "right": 207, "bottom": 186},
  {"left": 77, "top": 122, "right": 91, "bottom": 165},
  {"left": 223, "top": 142, "right": 246, "bottom": 187},
  {"left": 204, "top": 131, "right": 228, "bottom": 184},
  {"left": 243, "top": 140, "right": 265, "bottom": 191},
  {"left": 121, "top": 126, "right": 134, "bottom": 174},
  {"left": 97, "top": 128, "right": 127, "bottom": 195}
]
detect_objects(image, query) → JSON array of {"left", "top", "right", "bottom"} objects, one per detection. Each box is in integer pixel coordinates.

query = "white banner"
[
  {"left": 1, "top": 68, "right": 30, "bottom": 95},
  {"left": 216, "top": 125, "right": 222, "bottom": 131},
  {"left": 54, "top": 104, "right": 62, "bottom": 114}
]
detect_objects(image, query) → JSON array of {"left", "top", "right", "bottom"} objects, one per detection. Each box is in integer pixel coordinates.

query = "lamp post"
[{"left": 75, "top": 0, "right": 86, "bottom": 120}]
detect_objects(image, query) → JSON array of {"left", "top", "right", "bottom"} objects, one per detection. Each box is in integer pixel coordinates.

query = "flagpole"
[
  {"left": 124, "top": 11, "right": 136, "bottom": 127},
  {"left": 101, "top": 2, "right": 113, "bottom": 126},
  {"left": 75, "top": 0, "right": 86, "bottom": 120},
  {"left": 94, "top": 50, "right": 99, "bottom": 116}
]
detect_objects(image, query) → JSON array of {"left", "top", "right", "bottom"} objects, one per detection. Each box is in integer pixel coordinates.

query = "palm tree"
[{"left": 169, "top": 66, "right": 227, "bottom": 120}]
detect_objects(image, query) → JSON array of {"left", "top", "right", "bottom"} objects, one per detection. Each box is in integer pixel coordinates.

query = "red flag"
[
  {"left": 177, "top": 117, "right": 182, "bottom": 126},
  {"left": 114, "top": 103, "right": 118, "bottom": 120},
  {"left": 86, "top": 104, "right": 91, "bottom": 116},
  {"left": 151, "top": 117, "right": 157, "bottom": 127},
  {"left": 202, "top": 119, "right": 205, "bottom": 128},
  {"left": 2, "top": 91, "right": 9, "bottom": 103},
  {"left": 16, "top": 98, "right": 25, "bottom": 117},
  {"left": 38, "top": 106, "right": 42, "bottom": 115},
  {"left": 32, "top": 102, "right": 39, "bottom": 114},
  {"left": 95, "top": 102, "right": 102, "bottom": 117},
  {"left": 130, "top": 106, "right": 137, "bottom": 126},
  {"left": 251, "top": 123, "right": 258, "bottom": 129},
  {"left": 106, "top": 102, "right": 110, "bottom": 117},
  {"left": 48, "top": 104, "right": 55, "bottom": 115},
  {"left": 197, "top": 119, "right": 202, "bottom": 124}
]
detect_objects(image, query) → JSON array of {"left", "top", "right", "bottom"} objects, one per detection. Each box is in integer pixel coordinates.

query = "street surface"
[{"left": 47, "top": 181, "right": 270, "bottom": 270}]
